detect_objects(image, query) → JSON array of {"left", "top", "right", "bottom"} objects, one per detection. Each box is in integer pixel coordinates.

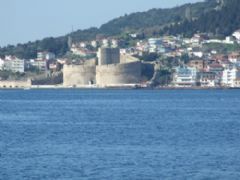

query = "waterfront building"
[
  {"left": 207, "top": 63, "right": 224, "bottom": 85},
  {"left": 221, "top": 67, "right": 238, "bottom": 87},
  {"left": 197, "top": 72, "right": 216, "bottom": 87},
  {"left": 173, "top": 66, "right": 197, "bottom": 87},
  {"left": 235, "top": 78, "right": 240, "bottom": 87}
]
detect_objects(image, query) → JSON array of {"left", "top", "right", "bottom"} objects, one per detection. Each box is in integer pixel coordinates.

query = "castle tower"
[{"left": 97, "top": 47, "right": 120, "bottom": 66}]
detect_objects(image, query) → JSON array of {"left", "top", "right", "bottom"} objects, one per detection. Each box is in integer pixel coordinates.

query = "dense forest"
[
  {"left": 164, "top": 0, "right": 240, "bottom": 37},
  {"left": 1, "top": 0, "right": 238, "bottom": 59}
]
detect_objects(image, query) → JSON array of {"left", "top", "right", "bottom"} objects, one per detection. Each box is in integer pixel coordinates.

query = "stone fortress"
[{"left": 63, "top": 47, "right": 142, "bottom": 88}]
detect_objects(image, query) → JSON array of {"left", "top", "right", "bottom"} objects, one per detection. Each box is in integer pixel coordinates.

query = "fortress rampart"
[
  {"left": 0, "top": 80, "right": 32, "bottom": 88},
  {"left": 63, "top": 48, "right": 142, "bottom": 87},
  {"left": 96, "top": 61, "right": 141, "bottom": 86},
  {"left": 63, "top": 65, "right": 96, "bottom": 87}
]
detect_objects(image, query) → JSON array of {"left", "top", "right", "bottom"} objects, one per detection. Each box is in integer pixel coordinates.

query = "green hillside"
[
  {"left": 0, "top": 0, "right": 227, "bottom": 59},
  {"left": 164, "top": 0, "right": 240, "bottom": 37}
]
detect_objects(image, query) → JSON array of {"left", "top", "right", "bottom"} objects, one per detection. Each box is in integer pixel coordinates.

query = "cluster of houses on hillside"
[
  {"left": 68, "top": 30, "right": 240, "bottom": 59},
  {"left": 1, "top": 29, "right": 240, "bottom": 88},
  {"left": 173, "top": 57, "right": 240, "bottom": 88},
  {"left": 0, "top": 52, "right": 62, "bottom": 74}
]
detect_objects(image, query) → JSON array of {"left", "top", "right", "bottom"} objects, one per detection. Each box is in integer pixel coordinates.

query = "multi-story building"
[
  {"left": 11, "top": 58, "right": 25, "bottom": 73},
  {"left": 197, "top": 72, "right": 216, "bottom": 87},
  {"left": 149, "top": 38, "right": 164, "bottom": 53},
  {"left": 207, "top": 63, "right": 224, "bottom": 85},
  {"left": 32, "top": 52, "right": 56, "bottom": 71},
  {"left": 30, "top": 59, "right": 47, "bottom": 71},
  {"left": 148, "top": 38, "right": 166, "bottom": 53},
  {"left": 3, "top": 56, "right": 25, "bottom": 73},
  {"left": 173, "top": 66, "right": 197, "bottom": 87},
  {"left": 188, "top": 59, "right": 207, "bottom": 71},
  {"left": 221, "top": 67, "right": 238, "bottom": 87},
  {"left": 37, "top": 52, "right": 55, "bottom": 61},
  {"left": 0, "top": 58, "right": 4, "bottom": 70}
]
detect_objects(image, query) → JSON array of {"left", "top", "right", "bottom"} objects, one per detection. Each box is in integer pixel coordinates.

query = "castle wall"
[
  {"left": 63, "top": 65, "right": 96, "bottom": 87},
  {"left": 0, "top": 80, "right": 32, "bottom": 88},
  {"left": 96, "top": 61, "right": 141, "bottom": 86}
]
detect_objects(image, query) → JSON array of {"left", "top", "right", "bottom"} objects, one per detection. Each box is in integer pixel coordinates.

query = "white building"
[
  {"left": 225, "top": 36, "right": 235, "bottom": 44},
  {"left": 233, "top": 30, "right": 240, "bottom": 41},
  {"left": 4, "top": 56, "right": 25, "bottom": 73},
  {"left": 91, "top": 41, "right": 98, "bottom": 48},
  {"left": 235, "top": 78, "right": 240, "bottom": 87},
  {"left": 192, "top": 51, "right": 203, "bottom": 58},
  {"left": 173, "top": 66, "right": 197, "bottom": 87},
  {"left": 148, "top": 38, "right": 165, "bottom": 53},
  {"left": 30, "top": 59, "right": 47, "bottom": 71},
  {"left": 228, "top": 53, "right": 240, "bottom": 64},
  {"left": 221, "top": 67, "right": 238, "bottom": 87},
  {"left": 197, "top": 72, "right": 216, "bottom": 87},
  {"left": 111, "top": 39, "right": 119, "bottom": 48},
  {"left": 0, "top": 58, "right": 4, "bottom": 70},
  {"left": 37, "top": 52, "right": 55, "bottom": 61},
  {"left": 12, "top": 58, "right": 25, "bottom": 73},
  {"left": 102, "top": 39, "right": 109, "bottom": 47}
]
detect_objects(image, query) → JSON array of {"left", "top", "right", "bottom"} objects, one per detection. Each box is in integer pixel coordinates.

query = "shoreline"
[{"left": 0, "top": 85, "right": 240, "bottom": 90}]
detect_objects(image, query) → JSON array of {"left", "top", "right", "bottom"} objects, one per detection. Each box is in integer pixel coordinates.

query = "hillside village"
[
  {"left": 1, "top": 29, "right": 240, "bottom": 88},
  {"left": 1, "top": 0, "right": 240, "bottom": 89}
]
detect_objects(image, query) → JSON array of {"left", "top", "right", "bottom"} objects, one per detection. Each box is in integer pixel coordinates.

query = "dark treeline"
[{"left": 163, "top": 0, "right": 240, "bottom": 37}]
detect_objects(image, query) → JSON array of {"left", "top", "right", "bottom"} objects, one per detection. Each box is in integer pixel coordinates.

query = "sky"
[{"left": 0, "top": 0, "right": 202, "bottom": 46}]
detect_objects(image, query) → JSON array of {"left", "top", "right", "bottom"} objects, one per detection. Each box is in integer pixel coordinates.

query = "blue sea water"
[{"left": 0, "top": 89, "right": 240, "bottom": 180}]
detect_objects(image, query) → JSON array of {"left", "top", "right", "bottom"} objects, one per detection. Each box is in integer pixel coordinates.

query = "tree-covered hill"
[
  {"left": 0, "top": 0, "right": 230, "bottom": 59},
  {"left": 99, "top": 0, "right": 218, "bottom": 36},
  {"left": 164, "top": 0, "right": 240, "bottom": 37}
]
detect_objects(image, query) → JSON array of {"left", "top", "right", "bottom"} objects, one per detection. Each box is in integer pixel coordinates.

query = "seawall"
[{"left": 0, "top": 80, "right": 32, "bottom": 88}]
